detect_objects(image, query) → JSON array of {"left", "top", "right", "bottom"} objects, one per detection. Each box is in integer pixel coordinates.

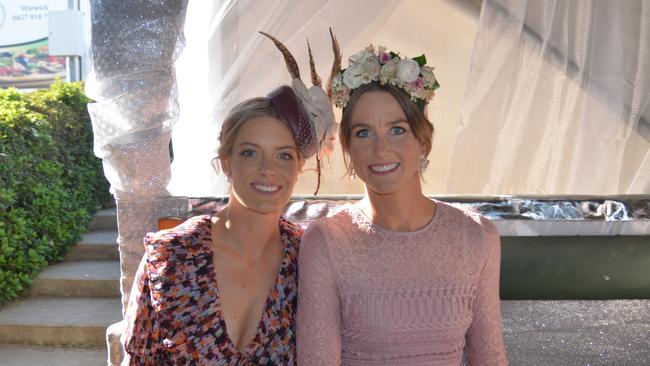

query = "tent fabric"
[
  {"left": 448, "top": 0, "right": 650, "bottom": 194},
  {"left": 169, "top": 0, "right": 404, "bottom": 196},
  {"left": 87, "top": 0, "right": 650, "bottom": 199}
]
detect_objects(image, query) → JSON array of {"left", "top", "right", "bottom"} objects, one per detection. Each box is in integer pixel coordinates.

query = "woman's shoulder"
[
  {"left": 141, "top": 215, "right": 215, "bottom": 312},
  {"left": 437, "top": 201, "right": 497, "bottom": 234},
  {"left": 279, "top": 217, "right": 304, "bottom": 239},
  {"left": 137, "top": 215, "right": 223, "bottom": 360},
  {"left": 436, "top": 202, "right": 500, "bottom": 261},
  {"left": 299, "top": 204, "right": 362, "bottom": 254},
  {"left": 279, "top": 217, "right": 303, "bottom": 261},
  {"left": 304, "top": 203, "right": 357, "bottom": 234},
  {"left": 143, "top": 214, "right": 212, "bottom": 260}
]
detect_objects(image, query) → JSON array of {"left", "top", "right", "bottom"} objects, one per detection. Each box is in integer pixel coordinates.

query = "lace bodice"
[{"left": 296, "top": 201, "right": 507, "bottom": 365}]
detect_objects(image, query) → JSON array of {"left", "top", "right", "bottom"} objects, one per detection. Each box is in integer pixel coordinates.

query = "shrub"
[{"left": 0, "top": 82, "right": 110, "bottom": 305}]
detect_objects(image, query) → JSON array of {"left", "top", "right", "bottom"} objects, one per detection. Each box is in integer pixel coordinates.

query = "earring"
[
  {"left": 226, "top": 174, "right": 232, "bottom": 183},
  {"left": 349, "top": 167, "right": 356, "bottom": 180},
  {"left": 419, "top": 155, "right": 430, "bottom": 172}
]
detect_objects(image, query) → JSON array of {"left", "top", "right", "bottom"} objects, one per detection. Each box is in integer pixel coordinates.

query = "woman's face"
[
  {"left": 347, "top": 91, "right": 425, "bottom": 196},
  {"left": 221, "top": 116, "right": 303, "bottom": 215}
]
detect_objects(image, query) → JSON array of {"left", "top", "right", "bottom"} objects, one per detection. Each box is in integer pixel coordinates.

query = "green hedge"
[{"left": 0, "top": 81, "right": 110, "bottom": 305}]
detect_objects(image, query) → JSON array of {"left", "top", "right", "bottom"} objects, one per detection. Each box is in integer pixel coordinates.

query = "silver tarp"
[
  {"left": 183, "top": 195, "right": 650, "bottom": 236},
  {"left": 85, "top": 0, "right": 189, "bottom": 313}
]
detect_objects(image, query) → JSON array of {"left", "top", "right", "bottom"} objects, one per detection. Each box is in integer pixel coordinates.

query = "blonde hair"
[
  {"left": 217, "top": 98, "right": 286, "bottom": 159},
  {"left": 213, "top": 97, "right": 292, "bottom": 173}
]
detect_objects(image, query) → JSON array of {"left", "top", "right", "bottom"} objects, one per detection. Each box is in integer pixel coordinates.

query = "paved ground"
[
  {"left": 502, "top": 300, "right": 650, "bottom": 365},
  {"left": 0, "top": 299, "right": 647, "bottom": 365},
  {"left": 0, "top": 345, "right": 106, "bottom": 365}
]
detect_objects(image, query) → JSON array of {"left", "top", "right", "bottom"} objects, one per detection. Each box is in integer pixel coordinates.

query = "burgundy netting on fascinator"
[
  {"left": 260, "top": 29, "right": 341, "bottom": 195},
  {"left": 267, "top": 85, "right": 317, "bottom": 159}
]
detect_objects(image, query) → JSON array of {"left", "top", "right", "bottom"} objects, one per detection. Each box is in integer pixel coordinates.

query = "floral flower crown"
[{"left": 330, "top": 44, "right": 440, "bottom": 109}]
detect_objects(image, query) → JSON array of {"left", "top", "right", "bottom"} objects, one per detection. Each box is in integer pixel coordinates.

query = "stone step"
[
  {"left": 30, "top": 261, "right": 120, "bottom": 298},
  {"left": 0, "top": 344, "right": 106, "bottom": 366},
  {"left": 0, "top": 297, "right": 122, "bottom": 347},
  {"left": 66, "top": 231, "right": 119, "bottom": 261},
  {"left": 87, "top": 208, "right": 117, "bottom": 232}
]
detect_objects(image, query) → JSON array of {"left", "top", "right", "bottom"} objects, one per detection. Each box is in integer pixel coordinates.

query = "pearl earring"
[{"left": 349, "top": 167, "right": 356, "bottom": 180}]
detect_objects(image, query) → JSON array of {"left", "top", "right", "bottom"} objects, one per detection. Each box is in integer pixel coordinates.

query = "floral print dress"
[{"left": 123, "top": 215, "right": 301, "bottom": 365}]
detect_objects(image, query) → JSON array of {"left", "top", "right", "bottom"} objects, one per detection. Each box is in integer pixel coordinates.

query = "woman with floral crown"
[
  {"left": 297, "top": 44, "right": 508, "bottom": 365},
  {"left": 122, "top": 32, "right": 337, "bottom": 365}
]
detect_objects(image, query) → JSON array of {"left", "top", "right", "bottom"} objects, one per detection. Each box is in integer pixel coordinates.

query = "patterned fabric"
[
  {"left": 123, "top": 215, "right": 301, "bottom": 365},
  {"left": 297, "top": 200, "right": 508, "bottom": 365}
]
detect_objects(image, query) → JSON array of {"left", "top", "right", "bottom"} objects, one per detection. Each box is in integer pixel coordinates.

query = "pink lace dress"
[{"left": 296, "top": 201, "right": 507, "bottom": 365}]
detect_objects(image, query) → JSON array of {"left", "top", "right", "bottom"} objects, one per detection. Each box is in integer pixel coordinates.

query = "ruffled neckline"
[
  {"left": 144, "top": 214, "right": 301, "bottom": 361},
  {"left": 199, "top": 215, "right": 298, "bottom": 355}
]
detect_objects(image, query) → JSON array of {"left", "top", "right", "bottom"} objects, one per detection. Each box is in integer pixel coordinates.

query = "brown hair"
[
  {"left": 214, "top": 97, "right": 290, "bottom": 172},
  {"left": 338, "top": 82, "right": 435, "bottom": 174}
]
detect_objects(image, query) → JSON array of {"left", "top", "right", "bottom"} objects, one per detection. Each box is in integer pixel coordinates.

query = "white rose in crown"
[
  {"left": 361, "top": 58, "right": 380, "bottom": 83},
  {"left": 420, "top": 65, "right": 436, "bottom": 88},
  {"left": 349, "top": 49, "right": 376, "bottom": 66},
  {"left": 343, "top": 64, "right": 365, "bottom": 89},
  {"left": 380, "top": 57, "right": 400, "bottom": 84},
  {"left": 397, "top": 58, "right": 420, "bottom": 83}
]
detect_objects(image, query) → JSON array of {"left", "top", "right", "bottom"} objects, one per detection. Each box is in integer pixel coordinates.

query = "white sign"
[
  {"left": 0, "top": 0, "right": 67, "bottom": 47},
  {"left": 0, "top": 1, "right": 69, "bottom": 88}
]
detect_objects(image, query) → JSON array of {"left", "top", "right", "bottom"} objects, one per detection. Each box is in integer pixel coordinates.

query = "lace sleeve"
[
  {"left": 465, "top": 218, "right": 508, "bottom": 365},
  {"left": 122, "top": 253, "right": 164, "bottom": 365},
  {"left": 297, "top": 223, "right": 342, "bottom": 365}
]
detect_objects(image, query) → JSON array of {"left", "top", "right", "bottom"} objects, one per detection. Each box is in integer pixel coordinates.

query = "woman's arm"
[
  {"left": 297, "top": 223, "right": 342, "bottom": 365},
  {"left": 466, "top": 218, "right": 508, "bottom": 365},
  {"left": 122, "top": 254, "right": 164, "bottom": 365}
]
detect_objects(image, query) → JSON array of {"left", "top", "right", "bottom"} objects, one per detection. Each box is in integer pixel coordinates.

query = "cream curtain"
[
  {"left": 170, "top": 0, "right": 650, "bottom": 196},
  {"left": 169, "top": 0, "right": 399, "bottom": 196},
  {"left": 448, "top": 0, "right": 650, "bottom": 194},
  {"left": 169, "top": 0, "right": 481, "bottom": 196}
]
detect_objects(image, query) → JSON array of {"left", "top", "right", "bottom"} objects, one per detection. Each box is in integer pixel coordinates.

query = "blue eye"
[
  {"left": 355, "top": 129, "right": 372, "bottom": 138},
  {"left": 278, "top": 152, "right": 294, "bottom": 161},
  {"left": 390, "top": 126, "right": 406, "bottom": 135},
  {"left": 240, "top": 149, "right": 257, "bottom": 158}
]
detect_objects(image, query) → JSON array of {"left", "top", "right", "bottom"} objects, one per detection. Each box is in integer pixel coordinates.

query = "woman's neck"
[
  {"left": 212, "top": 200, "right": 281, "bottom": 259},
  {"left": 361, "top": 181, "right": 437, "bottom": 232}
]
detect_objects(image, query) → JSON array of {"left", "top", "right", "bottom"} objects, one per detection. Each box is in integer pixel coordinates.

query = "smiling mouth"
[
  {"left": 251, "top": 183, "right": 281, "bottom": 193},
  {"left": 369, "top": 162, "right": 400, "bottom": 174}
]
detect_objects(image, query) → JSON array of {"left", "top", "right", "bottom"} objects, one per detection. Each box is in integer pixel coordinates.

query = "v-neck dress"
[{"left": 123, "top": 215, "right": 301, "bottom": 365}]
